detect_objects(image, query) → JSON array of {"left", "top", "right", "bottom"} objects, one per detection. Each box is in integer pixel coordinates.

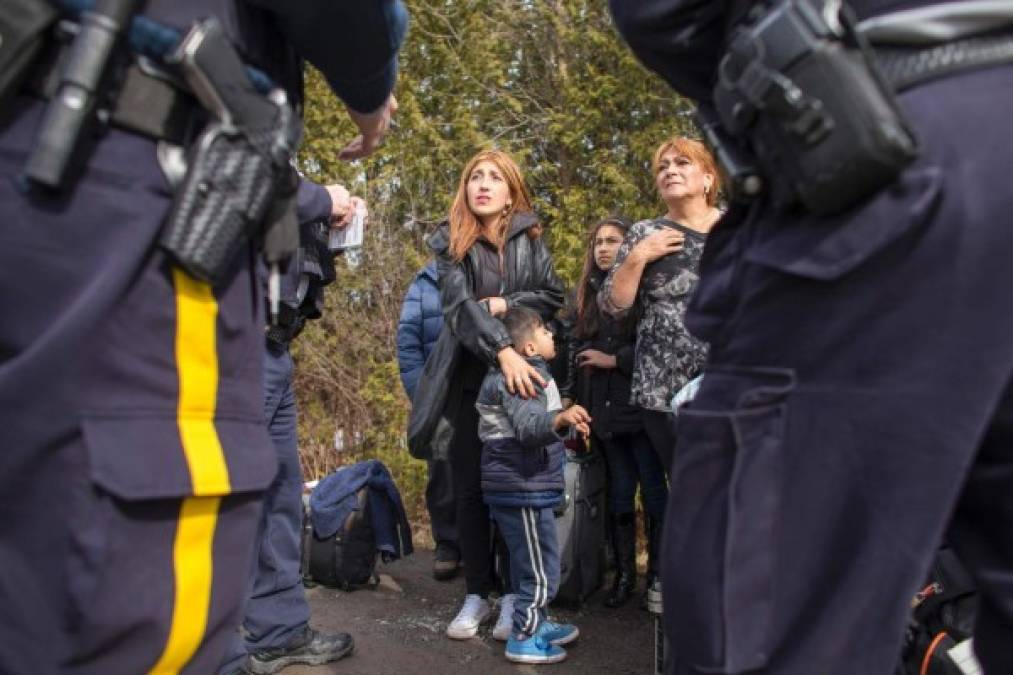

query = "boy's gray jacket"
[{"left": 477, "top": 357, "right": 566, "bottom": 505}]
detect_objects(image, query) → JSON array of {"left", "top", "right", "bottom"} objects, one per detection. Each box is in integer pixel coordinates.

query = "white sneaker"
[
  {"left": 446, "top": 594, "right": 492, "bottom": 639},
  {"left": 492, "top": 594, "right": 517, "bottom": 641}
]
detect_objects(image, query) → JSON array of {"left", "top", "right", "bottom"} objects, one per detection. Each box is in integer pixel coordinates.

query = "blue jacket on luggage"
[
  {"left": 396, "top": 261, "right": 442, "bottom": 400},
  {"left": 477, "top": 357, "right": 565, "bottom": 508},
  {"left": 310, "top": 459, "right": 413, "bottom": 561}
]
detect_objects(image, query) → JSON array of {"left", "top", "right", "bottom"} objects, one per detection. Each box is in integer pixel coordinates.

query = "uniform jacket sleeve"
[
  {"left": 296, "top": 179, "right": 332, "bottom": 224},
  {"left": 248, "top": 0, "right": 409, "bottom": 113},
  {"left": 396, "top": 276, "right": 426, "bottom": 399},
  {"left": 503, "top": 238, "right": 566, "bottom": 319},
  {"left": 608, "top": 0, "right": 731, "bottom": 103},
  {"left": 499, "top": 381, "right": 563, "bottom": 449}
]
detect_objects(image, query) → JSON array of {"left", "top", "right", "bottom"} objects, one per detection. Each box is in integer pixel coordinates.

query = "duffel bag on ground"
[{"left": 301, "top": 485, "right": 378, "bottom": 590}]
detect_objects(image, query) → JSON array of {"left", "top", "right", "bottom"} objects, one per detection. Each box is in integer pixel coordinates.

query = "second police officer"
[{"left": 218, "top": 179, "right": 370, "bottom": 675}]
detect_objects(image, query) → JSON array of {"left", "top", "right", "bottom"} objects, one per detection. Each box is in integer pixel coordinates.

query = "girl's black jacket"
[{"left": 574, "top": 271, "right": 642, "bottom": 439}]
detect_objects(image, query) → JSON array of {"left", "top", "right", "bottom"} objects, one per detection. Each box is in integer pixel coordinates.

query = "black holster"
[
  {"left": 160, "top": 18, "right": 301, "bottom": 285},
  {"left": 712, "top": 0, "right": 918, "bottom": 214}
]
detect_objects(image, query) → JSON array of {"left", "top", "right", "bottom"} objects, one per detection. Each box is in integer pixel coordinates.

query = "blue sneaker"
[
  {"left": 536, "top": 620, "right": 579, "bottom": 646},
  {"left": 505, "top": 633, "right": 567, "bottom": 664}
]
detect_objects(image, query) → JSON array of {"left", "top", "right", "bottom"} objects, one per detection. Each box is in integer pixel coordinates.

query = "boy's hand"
[{"left": 554, "top": 405, "right": 592, "bottom": 438}]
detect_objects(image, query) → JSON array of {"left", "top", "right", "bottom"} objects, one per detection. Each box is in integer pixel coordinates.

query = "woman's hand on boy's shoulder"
[{"left": 497, "top": 346, "right": 546, "bottom": 399}]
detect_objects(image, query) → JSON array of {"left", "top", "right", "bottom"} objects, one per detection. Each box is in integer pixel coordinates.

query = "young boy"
[{"left": 477, "top": 306, "right": 592, "bottom": 664}]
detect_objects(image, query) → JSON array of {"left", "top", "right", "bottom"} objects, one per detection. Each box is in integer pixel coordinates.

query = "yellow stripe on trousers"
[{"left": 149, "top": 270, "right": 233, "bottom": 675}]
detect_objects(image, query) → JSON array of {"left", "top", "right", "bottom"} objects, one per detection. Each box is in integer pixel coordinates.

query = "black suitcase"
[
  {"left": 552, "top": 447, "right": 607, "bottom": 605},
  {"left": 300, "top": 485, "right": 379, "bottom": 590}
]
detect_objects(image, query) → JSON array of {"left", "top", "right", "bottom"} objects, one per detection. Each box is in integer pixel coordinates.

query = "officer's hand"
[
  {"left": 332, "top": 196, "right": 369, "bottom": 230},
  {"left": 339, "top": 94, "right": 398, "bottom": 161},
  {"left": 326, "top": 184, "right": 352, "bottom": 225},
  {"left": 632, "top": 229, "right": 684, "bottom": 264}
]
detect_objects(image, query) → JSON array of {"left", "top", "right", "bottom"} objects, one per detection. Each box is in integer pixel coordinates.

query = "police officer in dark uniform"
[
  {"left": 217, "top": 179, "right": 365, "bottom": 675},
  {"left": 0, "top": 1, "right": 406, "bottom": 673},
  {"left": 608, "top": 1, "right": 1013, "bottom": 673}
]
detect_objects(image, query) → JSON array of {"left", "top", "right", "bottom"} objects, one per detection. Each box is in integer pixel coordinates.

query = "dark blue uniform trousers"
[
  {"left": 220, "top": 343, "right": 311, "bottom": 673},
  {"left": 664, "top": 64, "right": 1013, "bottom": 675},
  {"left": 0, "top": 97, "right": 274, "bottom": 674},
  {"left": 489, "top": 505, "right": 560, "bottom": 636}
]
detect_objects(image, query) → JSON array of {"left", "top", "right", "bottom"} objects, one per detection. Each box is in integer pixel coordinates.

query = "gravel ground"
[{"left": 281, "top": 548, "right": 657, "bottom": 675}]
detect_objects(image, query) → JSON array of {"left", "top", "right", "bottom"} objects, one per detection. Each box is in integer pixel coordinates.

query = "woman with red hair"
[{"left": 423, "top": 149, "right": 565, "bottom": 642}]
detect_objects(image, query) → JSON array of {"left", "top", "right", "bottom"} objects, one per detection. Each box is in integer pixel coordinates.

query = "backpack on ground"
[
  {"left": 552, "top": 446, "right": 608, "bottom": 605},
  {"left": 898, "top": 547, "right": 980, "bottom": 675},
  {"left": 300, "top": 485, "right": 378, "bottom": 590}
]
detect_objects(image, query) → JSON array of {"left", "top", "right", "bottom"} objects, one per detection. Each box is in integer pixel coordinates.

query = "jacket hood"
[
  {"left": 426, "top": 211, "right": 541, "bottom": 256},
  {"left": 507, "top": 210, "right": 540, "bottom": 239}
]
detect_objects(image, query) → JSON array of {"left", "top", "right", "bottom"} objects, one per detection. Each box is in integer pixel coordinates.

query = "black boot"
[
  {"left": 433, "top": 541, "right": 461, "bottom": 581},
  {"left": 604, "top": 513, "right": 637, "bottom": 608},
  {"left": 641, "top": 515, "right": 662, "bottom": 610},
  {"left": 248, "top": 627, "right": 354, "bottom": 674}
]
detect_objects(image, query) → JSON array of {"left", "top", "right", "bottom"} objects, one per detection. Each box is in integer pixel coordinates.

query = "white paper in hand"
[{"left": 328, "top": 203, "right": 365, "bottom": 251}]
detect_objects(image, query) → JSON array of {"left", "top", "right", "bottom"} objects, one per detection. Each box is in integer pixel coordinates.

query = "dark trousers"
[
  {"left": 449, "top": 387, "right": 498, "bottom": 596},
  {"left": 219, "top": 344, "right": 310, "bottom": 674},
  {"left": 597, "top": 430, "right": 668, "bottom": 521},
  {"left": 426, "top": 456, "right": 458, "bottom": 549},
  {"left": 489, "top": 505, "right": 560, "bottom": 637},
  {"left": 664, "top": 65, "right": 1013, "bottom": 675},
  {"left": 0, "top": 99, "right": 273, "bottom": 675},
  {"left": 642, "top": 409, "right": 678, "bottom": 473}
]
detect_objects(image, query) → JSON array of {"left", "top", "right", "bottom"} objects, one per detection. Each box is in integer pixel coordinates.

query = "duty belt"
[
  {"left": 862, "top": 0, "right": 1013, "bottom": 91},
  {"left": 28, "top": 41, "right": 201, "bottom": 146},
  {"left": 874, "top": 30, "right": 1013, "bottom": 92},
  {"left": 21, "top": 0, "right": 279, "bottom": 151}
]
